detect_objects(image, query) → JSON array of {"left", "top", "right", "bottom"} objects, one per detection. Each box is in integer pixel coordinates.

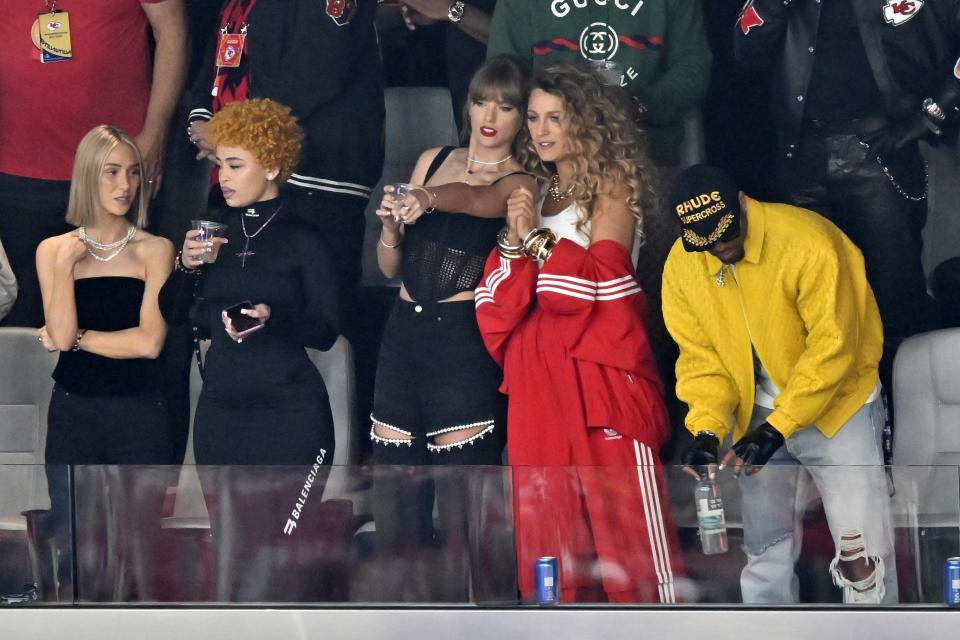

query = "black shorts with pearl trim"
[{"left": 371, "top": 298, "right": 506, "bottom": 463}]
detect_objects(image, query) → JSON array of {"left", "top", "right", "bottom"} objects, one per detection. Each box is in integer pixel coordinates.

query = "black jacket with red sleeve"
[{"left": 189, "top": 0, "right": 384, "bottom": 207}]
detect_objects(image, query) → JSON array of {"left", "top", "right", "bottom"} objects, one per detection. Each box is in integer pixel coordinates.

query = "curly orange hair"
[{"left": 208, "top": 98, "right": 303, "bottom": 183}]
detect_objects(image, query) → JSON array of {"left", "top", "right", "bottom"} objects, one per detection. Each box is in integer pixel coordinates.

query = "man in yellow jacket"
[{"left": 662, "top": 165, "right": 896, "bottom": 604}]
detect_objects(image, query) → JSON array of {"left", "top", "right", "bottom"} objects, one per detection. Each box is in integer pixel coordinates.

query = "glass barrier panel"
[
  {"left": 2, "top": 463, "right": 958, "bottom": 606},
  {"left": 0, "top": 464, "right": 72, "bottom": 604}
]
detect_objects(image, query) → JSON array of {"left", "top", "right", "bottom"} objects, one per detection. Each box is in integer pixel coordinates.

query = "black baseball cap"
[{"left": 668, "top": 165, "right": 741, "bottom": 252}]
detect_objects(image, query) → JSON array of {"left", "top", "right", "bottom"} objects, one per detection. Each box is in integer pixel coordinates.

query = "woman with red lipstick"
[
  {"left": 37, "top": 124, "right": 175, "bottom": 465},
  {"left": 369, "top": 56, "right": 535, "bottom": 601},
  {"left": 470, "top": 64, "right": 683, "bottom": 603}
]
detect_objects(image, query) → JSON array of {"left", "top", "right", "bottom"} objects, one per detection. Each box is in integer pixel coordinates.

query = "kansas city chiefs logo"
[
  {"left": 883, "top": 0, "right": 923, "bottom": 26},
  {"left": 326, "top": 0, "right": 356, "bottom": 27},
  {"left": 738, "top": 0, "right": 764, "bottom": 35}
]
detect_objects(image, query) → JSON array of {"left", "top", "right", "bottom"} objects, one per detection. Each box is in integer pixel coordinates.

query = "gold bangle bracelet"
[
  {"left": 536, "top": 236, "right": 557, "bottom": 261},
  {"left": 522, "top": 228, "right": 558, "bottom": 261},
  {"left": 410, "top": 186, "right": 437, "bottom": 214},
  {"left": 496, "top": 227, "right": 522, "bottom": 255},
  {"left": 379, "top": 231, "right": 402, "bottom": 249},
  {"left": 497, "top": 245, "right": 525, "bottom": 261}
]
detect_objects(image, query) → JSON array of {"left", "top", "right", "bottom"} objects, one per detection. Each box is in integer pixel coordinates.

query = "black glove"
[
  {"left": 729, "top": 422, "right": 785, "bottom": 472},
  {"left": 681, "top": 431, "right": 720, "bottom": 472},
  {"left": 859, "top": 113, "right": 938, "bottom": 162}
]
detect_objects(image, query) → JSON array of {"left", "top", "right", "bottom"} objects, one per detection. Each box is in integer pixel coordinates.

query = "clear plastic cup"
[{"left": 191, "top": 220, "right": 228, "bottom": 263}]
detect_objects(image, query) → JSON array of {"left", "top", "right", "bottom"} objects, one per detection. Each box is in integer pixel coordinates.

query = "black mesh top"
[
  {"left": 52, "top": 277, "right": 160, "bottom": 396},
  {"left": 402, "top": 147, "right": 515, "bottom": 303}
]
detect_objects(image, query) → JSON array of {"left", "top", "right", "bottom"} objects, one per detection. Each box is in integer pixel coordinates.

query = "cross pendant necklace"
[{"left": 238, "top": 203, "right": 283, "bottom": 268}]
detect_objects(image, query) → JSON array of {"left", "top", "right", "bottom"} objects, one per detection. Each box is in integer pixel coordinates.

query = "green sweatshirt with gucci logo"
[{"left": 488, "top": 0, "right": 712, "bottom": 166}]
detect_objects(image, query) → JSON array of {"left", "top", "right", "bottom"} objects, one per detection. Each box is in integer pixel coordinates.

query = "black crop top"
[
  {"left": 52, "top": 277, "right": 160, "bottom": 396},
  {"left": 402, "top": 146, "right": 519, "bottom": 303}
]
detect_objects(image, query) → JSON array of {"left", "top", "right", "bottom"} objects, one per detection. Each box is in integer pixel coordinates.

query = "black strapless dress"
[{"left": 46, "top": 276, "right": 174, "bottom": 465}]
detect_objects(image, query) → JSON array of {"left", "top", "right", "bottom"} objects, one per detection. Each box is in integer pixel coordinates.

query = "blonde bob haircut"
[
  {"left": 66, "top": 125, "right": 148, "bottom": 229},
  {"left": 208, "top": 98, "right": 304, "bottom": 183}
]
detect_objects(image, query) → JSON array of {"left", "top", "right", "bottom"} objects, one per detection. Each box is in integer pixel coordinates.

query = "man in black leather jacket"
[{"left": 733, "top": 0, "right": 960, "bottom": 390}]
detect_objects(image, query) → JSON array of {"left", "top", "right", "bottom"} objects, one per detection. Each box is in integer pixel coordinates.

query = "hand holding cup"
[{"left": 185, "top": 220, "right": 228, "bottom": 266}]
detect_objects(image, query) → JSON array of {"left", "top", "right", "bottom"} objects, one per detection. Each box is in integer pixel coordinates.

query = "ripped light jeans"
[{"left": 739, "top": 400, "right": 898, "bottom": 604}]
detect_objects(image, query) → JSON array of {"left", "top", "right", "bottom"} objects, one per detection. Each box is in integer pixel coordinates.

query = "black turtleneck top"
[{"left": 188, "top": 197, "right": 339, "bottom": 402}]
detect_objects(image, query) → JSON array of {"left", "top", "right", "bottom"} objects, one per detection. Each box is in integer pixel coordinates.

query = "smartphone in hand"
[{"left": 223, "top": 301, "right": 266, "bottom": 339}]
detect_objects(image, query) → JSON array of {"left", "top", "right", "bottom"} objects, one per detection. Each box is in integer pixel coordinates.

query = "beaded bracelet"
[
  {"left": 71, "top": 329, "right": 87, "bottom": 352},
  {"left": 175, "top": 251, "right": 201, "bottom": 275}
]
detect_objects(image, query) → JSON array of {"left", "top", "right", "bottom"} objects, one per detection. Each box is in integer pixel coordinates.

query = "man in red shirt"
[{"left": 0, "top": 0, "right": 187, "bottom": 327}]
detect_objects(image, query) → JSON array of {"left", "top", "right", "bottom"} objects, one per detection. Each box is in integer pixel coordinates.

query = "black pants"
[
  {"left": 0, "top": 174, "right": 73, "bottom": 328},
  {"left": 43, "top": 386, "right": 175, "bottom": 601},
  {"left": 370, "top": 299, "right": 514, "bottom": 602},
  {"left": 46, "top": 386, "right": 175, "bottom": 465},
  {"left": 770, "top": 121, "right": 933, "bottom": 407}
]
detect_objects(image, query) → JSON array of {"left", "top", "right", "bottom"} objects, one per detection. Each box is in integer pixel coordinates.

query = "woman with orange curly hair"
[
  {"left": 471, "top": 63, "right": 682, "bottom": 603},
  {"left": 176, "top": 98, "right": 339, "bottom": 465}
]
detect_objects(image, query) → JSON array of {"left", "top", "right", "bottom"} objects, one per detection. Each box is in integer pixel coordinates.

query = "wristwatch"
[
  {"left": 922, "top": 97, "right": 946, "bottom": 123},
  {"left": 448, "top": 0, "right": 465, "bottom": 23}
]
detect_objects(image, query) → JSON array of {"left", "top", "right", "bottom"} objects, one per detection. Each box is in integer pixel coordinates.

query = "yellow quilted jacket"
[{"left": 662, "top": 196, "right": 883, "bottom": 442}]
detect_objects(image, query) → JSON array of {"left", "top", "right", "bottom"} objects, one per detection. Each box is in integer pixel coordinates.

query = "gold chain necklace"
[{"left": 548, "top": 173, "right": 574, "bottom": 202}]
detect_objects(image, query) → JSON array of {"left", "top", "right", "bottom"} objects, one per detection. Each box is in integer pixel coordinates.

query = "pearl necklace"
[
  {"left": 463, "top": 153, "right": 514, "bottom": 184},
  {"left": 465, "top": 153, "right": 513, "bottom": 166},
  {"left": 79, "top": 225, "right": 137, "bottom": 262},
  {"left": 547, "top": 173, "right": 574, "bottom": 202}
]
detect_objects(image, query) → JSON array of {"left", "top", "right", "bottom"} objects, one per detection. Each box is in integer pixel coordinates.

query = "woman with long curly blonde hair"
[
  {"left": 472, "top": 63, "right": 682, "bottom": 604},
  {"left": 517, "top": 63, "right": 656, "bottom": 237}
]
